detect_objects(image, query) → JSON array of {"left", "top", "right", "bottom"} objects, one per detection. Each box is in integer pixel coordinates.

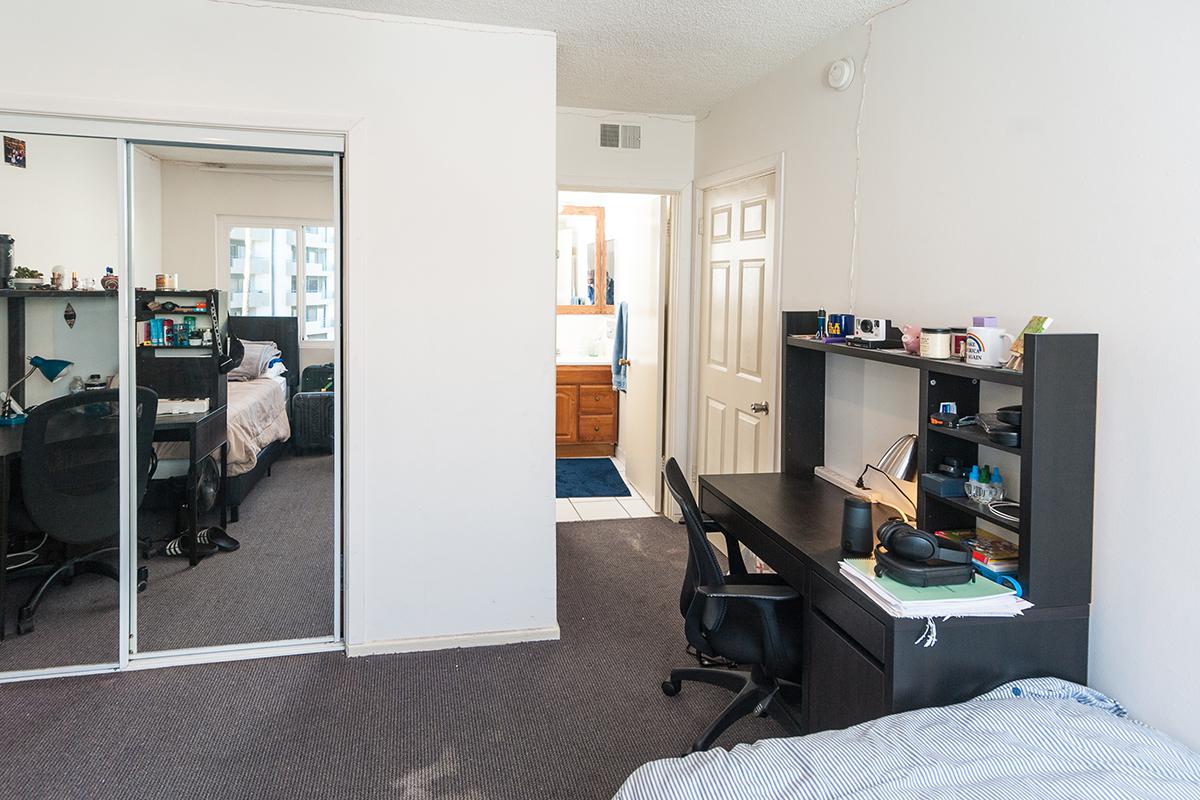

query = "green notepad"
[{"left": 842, "top": 558, "right": 1016, "bottom": 603}]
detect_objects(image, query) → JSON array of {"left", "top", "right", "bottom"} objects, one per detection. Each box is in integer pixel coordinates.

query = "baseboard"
[{"left": 346, "top": 624, "right": 561, "bottom": 657}]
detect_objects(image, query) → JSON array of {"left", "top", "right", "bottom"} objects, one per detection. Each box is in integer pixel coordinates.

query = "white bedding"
[
  {"left": 156, "top": 376, "right": 290, "bottom": 476},
  {"left": 614, "top": 678, "right": 1200, "bottom": 800}
]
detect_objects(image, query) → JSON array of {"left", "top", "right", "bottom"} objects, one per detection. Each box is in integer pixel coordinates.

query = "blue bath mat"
[{"left": 556, "top": 458, "right": 631, "bottom": 498}]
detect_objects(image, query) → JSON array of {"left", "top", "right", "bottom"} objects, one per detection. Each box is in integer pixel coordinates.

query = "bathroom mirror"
[{"left": 557, "top": 205, "right": 611, "bottom": 314}]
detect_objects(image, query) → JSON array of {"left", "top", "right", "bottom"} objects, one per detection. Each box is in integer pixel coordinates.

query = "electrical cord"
[
  {"left": 856, "top": 464, "right": 918, "bottom": 516},
  {"left": 987, "top": 500, "right": 1020, "bottom": 523},
  {"left": 5, "top": 533, "right": 47, "bottom": 571}
]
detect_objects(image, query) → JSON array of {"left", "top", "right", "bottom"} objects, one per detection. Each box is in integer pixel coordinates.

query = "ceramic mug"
[{"left": 965, "top": 326, "right": 1014, "bottom": 367}]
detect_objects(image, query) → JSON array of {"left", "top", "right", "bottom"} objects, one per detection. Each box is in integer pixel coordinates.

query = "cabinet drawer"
[
  {"left": 579, "top": 384, "right": 616, "bottom": 414},
  {"left": 578, "top": 414, "right": 615, "bottom": 442},
  {"left": 810, "top": 573, "right": 886, "bottom": 663}
]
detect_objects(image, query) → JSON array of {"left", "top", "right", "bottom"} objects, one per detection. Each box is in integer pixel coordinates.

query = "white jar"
[{"left": 920, "top": 327, "right": 952, "bottom": 359}]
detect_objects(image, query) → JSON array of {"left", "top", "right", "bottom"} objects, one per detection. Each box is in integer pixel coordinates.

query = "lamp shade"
[
  {"left": 29, "top": 355, "right": 73, "bottom": 383},
  {"left": 876, "top": 434, "right": 918, "bottom": 482}
]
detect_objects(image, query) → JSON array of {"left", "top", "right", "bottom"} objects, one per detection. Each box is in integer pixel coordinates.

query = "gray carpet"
[
  {"left": 0, "top": 454, "right": 334, "bottom": 672},
  {"left": 0, "top": 517, "right": 780, "bottom": 800}
]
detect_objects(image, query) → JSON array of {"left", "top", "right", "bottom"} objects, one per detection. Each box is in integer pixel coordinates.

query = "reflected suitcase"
[
  {"left": 292, "top": 391, "right": 335, "bottom": 453},
  {"left": 301, "top": 363, "right": 334, "bottom": 392}
]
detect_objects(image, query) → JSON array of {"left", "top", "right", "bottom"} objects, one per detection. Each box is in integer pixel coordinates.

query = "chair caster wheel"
[
  {"left": 17, "top": 612, "right": 33, "bottom": 636},
  {"left": 661, "top": 680, "right": 681, "bottom": 697},
  {"left": 137, "top": 566, "right": 149, "bottom": 592}
]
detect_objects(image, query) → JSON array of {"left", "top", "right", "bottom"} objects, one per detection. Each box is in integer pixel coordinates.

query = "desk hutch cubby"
[
  {"left": 135, "top": 289, "right": 227, "bottom": 412},
  {"left": 782, "top": 311, "right": 1098, "bottom": 609}
]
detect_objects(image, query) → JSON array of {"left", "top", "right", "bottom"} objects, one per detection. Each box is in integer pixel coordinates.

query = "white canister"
[
  {"left": 965, "top": 326, "right": 1015, "bottom": 367},
  {"left": 919, "top": 327, "right": 952, "bottom": 359}
]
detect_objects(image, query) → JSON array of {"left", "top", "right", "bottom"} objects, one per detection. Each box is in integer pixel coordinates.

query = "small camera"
[{"left": 854, "top": 318, "right": 892, "bottom": 341}]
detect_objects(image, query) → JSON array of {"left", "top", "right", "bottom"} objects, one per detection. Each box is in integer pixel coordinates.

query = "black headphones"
[
  {"left": 876, "top": 519, "right": 971, "bottom": 563},
  {"left": 873, "top": 520, "right": 975, "bottom": 587}
]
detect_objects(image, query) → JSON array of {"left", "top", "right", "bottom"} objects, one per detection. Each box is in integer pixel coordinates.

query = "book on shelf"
[{"left": 937, "top": 527, "right": 1019, "bottom": 570}]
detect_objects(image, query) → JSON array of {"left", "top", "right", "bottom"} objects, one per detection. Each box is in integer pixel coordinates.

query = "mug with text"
[{"left": 965, "top": 326, "right": 1014, "bottom": 367}]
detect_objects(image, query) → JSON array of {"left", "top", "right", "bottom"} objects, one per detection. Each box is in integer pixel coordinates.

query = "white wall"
[
  {"left": 695, "top": 0, "right": 1200, "bottom": 747},
  {"left": 131, "top": 147, "right": 162, "bottom": 287},
  {"left": 7, "top": 0, "right": 557, "bottom": 651},
  {"left": 155, "top": 160, "right": 334, "bottom": 291},
  {"left": 558, "top": 107, "right": 694, "bottom": 190},
  {"left": 0, "top": 133, "right": 120, "bottom": 404}
]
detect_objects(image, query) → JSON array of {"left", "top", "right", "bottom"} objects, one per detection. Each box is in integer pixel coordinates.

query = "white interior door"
[
  {"left": 696, "top": 173, "right": 777, "bottom": 477},
  {"left": 618, "top": 195, "right": 668, "bottom": 509}
]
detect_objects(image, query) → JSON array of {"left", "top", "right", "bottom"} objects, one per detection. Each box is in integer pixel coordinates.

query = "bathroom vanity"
[{"left": 555, "top": 363, "right": 618, "bottom": 457}]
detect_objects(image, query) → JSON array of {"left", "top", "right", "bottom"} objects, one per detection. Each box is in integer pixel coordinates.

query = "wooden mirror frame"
[{"left": 557, "top": 205, "right": 609, "bottom": 314}]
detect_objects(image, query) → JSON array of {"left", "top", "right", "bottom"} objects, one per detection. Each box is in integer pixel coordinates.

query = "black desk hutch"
[{"left": 697, "top": 311, "right": 1098, "bottom": 734}]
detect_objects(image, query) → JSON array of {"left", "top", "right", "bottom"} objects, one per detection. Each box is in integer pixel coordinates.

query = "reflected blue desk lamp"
[{"left": 0, "top": 356, "right": 74, "bottom": 426}]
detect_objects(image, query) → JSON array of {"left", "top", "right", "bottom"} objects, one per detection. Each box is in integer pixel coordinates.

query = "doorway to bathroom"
[{"left": 554, "top": 190, "right": 672, "bottom": 523}]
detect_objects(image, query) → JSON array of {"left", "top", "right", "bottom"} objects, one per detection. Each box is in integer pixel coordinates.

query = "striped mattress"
[{"left": 614, "top": 678, "right": 1200, "bottom": 800}]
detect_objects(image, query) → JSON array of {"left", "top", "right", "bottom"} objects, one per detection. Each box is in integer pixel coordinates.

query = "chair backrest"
[
  {"left": 21, "top": 387, "right": 158, "bottom": 545},
  {"left": 663, "top": 458, "right": 726, "bottom": 626}
]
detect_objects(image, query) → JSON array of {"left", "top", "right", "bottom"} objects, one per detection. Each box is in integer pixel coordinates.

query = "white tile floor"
[{"left": 556, "top": 457, "right": 658, "bottom": 521}]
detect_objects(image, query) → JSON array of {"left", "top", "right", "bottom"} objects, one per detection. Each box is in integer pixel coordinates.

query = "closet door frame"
[{"left": 0, "top": 106, "right": 351, "bottom": 682}]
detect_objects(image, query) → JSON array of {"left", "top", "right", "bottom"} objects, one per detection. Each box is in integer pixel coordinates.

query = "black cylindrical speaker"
[{"left": 841, "top": 497, "right": 874, "bottom": 554}]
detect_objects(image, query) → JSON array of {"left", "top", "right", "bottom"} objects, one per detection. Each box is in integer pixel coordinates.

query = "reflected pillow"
[{"left": 228, "top": 339, "right": 281, "bottom": 382}]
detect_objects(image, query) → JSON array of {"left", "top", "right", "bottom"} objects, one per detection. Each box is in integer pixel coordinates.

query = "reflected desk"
[{"left": 0, "top": 406, "right": 227, "bottom": 639}]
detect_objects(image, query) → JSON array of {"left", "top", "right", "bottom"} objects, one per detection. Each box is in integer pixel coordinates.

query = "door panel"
[
  {"left": 696, "top": 173, "right": 777, "bottom": 479},
  {"left": 703, "top": 397, "right": 726, "bottom": 473},
  {"left": 705, "top": 261, "right": 729, "bottom": 369},
  {"left": 736, "top": 258, "right": 765, "bottom": 378},
  {"left": 734, "top": 410, "right": 761, "bottom": 474}
]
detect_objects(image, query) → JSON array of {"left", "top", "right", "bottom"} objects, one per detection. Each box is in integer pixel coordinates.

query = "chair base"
[
  {"left": 13, "top": 546, "right": 123, "bottom": 636},
  {"left": 662, "top": 663, "right": 802, "bottom": 752}
]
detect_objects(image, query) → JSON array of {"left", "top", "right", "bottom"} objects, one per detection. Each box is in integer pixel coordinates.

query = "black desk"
[
  {"left": 0, "top": 407, "right": 227, "bottom": 638},
  {"left": 152, "top": 407, "right": 228, "bottom": 567},
  {"left": 700, "top": 472, "right": 1090, "bottom": 734}
]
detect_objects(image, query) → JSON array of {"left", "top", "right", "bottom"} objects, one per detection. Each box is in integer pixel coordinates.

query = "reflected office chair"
[
  {"left": 9, "top": 388, "right": 157, "bottom": 634},
  {"left": 660, "top": 458, "right": 804, "bottom": 752}
]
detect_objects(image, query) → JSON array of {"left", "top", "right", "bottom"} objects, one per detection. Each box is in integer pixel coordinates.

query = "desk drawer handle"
[{"left": 593, "top": 425, "right": 601, "bottom": 432}]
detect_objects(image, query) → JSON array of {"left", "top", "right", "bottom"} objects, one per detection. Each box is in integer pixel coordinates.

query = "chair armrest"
[{"left": 697, "top": 583, "right": 799, "bottom": 601}]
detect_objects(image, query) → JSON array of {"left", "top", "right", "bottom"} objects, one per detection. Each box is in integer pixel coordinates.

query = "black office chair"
[
  {"left": 660, "top": 458, "right": 804, "bottom": 752},
  {"left": 9, "top": 388, "right": 157, "bottom": 634}
]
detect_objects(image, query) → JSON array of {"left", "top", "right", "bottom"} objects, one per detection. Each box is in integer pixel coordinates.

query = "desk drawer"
[
  {"left": 806, "top": 609, "right": 887, "bottom": 733},
  {"left": 810, "top": 573, "right": 886, "bottom": 663}
]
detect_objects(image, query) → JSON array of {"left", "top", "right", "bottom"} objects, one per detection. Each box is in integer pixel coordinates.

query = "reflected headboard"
[{"left": 227, "top": 315, "right": 300, "bottom": 394}]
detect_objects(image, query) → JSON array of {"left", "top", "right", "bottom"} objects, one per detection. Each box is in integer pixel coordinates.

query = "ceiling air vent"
[
  {"left": 599, "top": 124, "right": 621, "bottom": 148},
  {"left": 599, "top": 123, "right": 642, "bottom": 150}
]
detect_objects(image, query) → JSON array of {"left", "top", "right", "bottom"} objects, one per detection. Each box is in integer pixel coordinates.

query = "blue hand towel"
[{"left": 612, "top": 301, "right": 629, "bottom": 392}]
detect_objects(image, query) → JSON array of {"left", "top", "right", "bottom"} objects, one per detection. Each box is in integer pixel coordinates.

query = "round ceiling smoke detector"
[{"left": 826, "top": 58, "right": 855, "bottom": 91}]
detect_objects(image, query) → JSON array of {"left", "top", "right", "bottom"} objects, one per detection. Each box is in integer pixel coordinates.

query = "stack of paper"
[{"left": 839, "top": 558, "right": 1033, "bottom": 618}]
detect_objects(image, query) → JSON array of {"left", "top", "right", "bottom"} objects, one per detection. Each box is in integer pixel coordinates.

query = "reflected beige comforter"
[{"left": 156, "top": 377, "right": 290, "bottom": 476}]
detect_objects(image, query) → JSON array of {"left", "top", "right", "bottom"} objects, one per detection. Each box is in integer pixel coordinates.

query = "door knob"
[{"left": 750, "top": 401, "right": 769, "bottom": 414}]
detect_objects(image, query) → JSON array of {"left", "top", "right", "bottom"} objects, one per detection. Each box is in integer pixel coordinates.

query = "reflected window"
[{"left": 225, "top": 223, "right": 335, "bottom": 341}]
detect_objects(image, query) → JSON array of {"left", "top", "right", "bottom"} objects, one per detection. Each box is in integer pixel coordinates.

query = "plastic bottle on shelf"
[{"left": 991, "top": 468, "right": 1005, "bottom": 500}]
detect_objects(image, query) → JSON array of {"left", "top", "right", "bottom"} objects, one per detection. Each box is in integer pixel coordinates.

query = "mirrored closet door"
[
  {"left": 127, "top": 143, "right": 341, "bottom": 656},
  {"left": 0, "top": 131, "right": 123, "bottom": 675}
]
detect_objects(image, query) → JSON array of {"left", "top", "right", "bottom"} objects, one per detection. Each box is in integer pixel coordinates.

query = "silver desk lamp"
[{"left": 855, "top": 433, "right": 918, "bottom": 521}]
